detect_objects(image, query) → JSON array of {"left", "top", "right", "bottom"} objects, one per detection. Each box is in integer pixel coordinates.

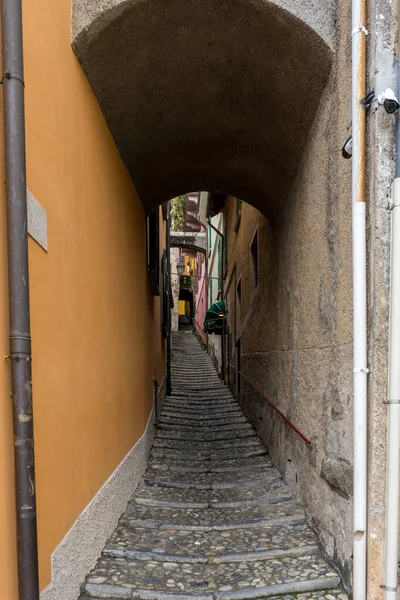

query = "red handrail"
[{"left": 227, "top": 364, "right": 311, "bottom": 447}]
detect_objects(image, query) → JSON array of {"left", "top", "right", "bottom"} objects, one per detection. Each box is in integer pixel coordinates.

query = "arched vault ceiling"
[{"left": 72, "top": 0, "right": 333, "bottom": 219}]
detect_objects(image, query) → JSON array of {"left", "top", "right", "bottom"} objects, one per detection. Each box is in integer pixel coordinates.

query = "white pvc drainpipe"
[{"left": 352, "top": 0, "right": 368, "bottom": 596}]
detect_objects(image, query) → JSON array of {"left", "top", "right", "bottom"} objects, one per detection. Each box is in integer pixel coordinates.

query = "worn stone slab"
[
  {"left": 84, "top": 553, "right": 340, "bottom": 596},
  {"left": 105, "top": 520, "right": 318, "bottom": 560},
  {"left": 148, "top": 456, "right": 272, "bottom": 473},
  {"left": 143, "top": 470, "right": 280, "bottom": 489}
]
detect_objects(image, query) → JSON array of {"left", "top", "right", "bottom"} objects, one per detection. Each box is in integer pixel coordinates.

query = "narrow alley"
[{"left": 79, "top": 333, "right": 348, "bottom": 600}]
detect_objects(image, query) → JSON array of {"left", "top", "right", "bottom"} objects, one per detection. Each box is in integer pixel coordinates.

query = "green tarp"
[{"left": 204, "top": 300, "right": 226, "bottom": 335}]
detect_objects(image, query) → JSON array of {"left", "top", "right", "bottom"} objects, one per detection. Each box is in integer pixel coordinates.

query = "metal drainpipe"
[
  {"left": 1, "top": 0, "right": 40, "bottom": 599},
  {"left": 208, "top": 219, "right": 225, "bottom": 381},
  {"left": 166, "top": 201, "right": 172, "bottom": 396},
  {"left": 351, "top": 0, "right": 368, "bottom": 595},
  {"left": 383, "top": 6, "right": 400, "bottom": 596}
]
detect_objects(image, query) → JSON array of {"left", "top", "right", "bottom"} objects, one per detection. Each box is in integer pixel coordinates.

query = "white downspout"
[{"left": 352, "top": 0, "right": 367, "bottom": 596}]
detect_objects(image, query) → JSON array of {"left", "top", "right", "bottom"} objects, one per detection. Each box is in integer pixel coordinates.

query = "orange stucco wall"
[{"left": 0, "top": 1, "right": 166, "bottom": 597}]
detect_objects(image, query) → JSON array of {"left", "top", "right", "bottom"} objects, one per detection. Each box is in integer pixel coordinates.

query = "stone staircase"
[{"left": 79, "top": 332, "right": 348, "bottom": 600}]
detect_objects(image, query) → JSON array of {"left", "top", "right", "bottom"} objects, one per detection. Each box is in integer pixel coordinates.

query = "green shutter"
[
  {"left": 218, "top": 238, "right": 221, "bottom": 290},
  {"left": 224, "top": 223, "right": 228, "bottom": 270}
]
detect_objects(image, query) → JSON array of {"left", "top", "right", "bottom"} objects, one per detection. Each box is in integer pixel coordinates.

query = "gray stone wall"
[{"left": 222, "top": 0, "right": 394, "bottom": 590}]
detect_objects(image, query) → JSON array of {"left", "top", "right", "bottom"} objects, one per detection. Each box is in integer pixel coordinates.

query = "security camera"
[
  {"left": 342, "top": 135, "right": 352, "bottom": 159},
  {"left": 377, "top": 88, "right": 400, "bottom": 114}
]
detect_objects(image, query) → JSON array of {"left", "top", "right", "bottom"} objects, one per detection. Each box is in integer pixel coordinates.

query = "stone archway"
[{"left": 71, "top": 0, "right": 333, "bottom": 221}]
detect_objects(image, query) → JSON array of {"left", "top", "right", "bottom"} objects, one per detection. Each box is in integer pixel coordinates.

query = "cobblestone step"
[
  {"left": 158, "top": 420, "right": 248, "bottom": 430},
  {"left": 161, "top": 407, "right": 240, "bottom": 417},
  {"left": 104, "top": 520, "right": 318, "bottom": 560},
  {"left": 143, "top": 469, "right": 279, "bottom": 489},
  {"left": 79, "top": 332, "right": 347, "bottom": 600},
  {"left": 135, "top": 480, "right": 292, "bottom": 508},
  {"left": 156, "top": 430, "right": 257, "bottom": 442},
  {"left": 160, "top": 410, "right": 244, "bottom": 420},
  {"left": 151, "top": 437, "right": 263, "bottom": 451},
  {"left": 148, "top": 456, "right": 272, "bottom": 473},
  {"left": 135, "top": 480, "right": 290, "bottom": 505},
  {"left": 150, "top": 448, "right": 269, "bottom": 461},
  {"left": 83, "top": 552, "right": 341, "bottom": 598},
  {"left": 157, "top": 423, "right": 252, "bottom": 433},
  {"left": 163, "top": 399, "right": 237, "bottom": 408},
  {"left": 81, "top": 590, "right": 348, "bottom": 600},
  {"left": 122, "top": 499, "right": 308, "bottom": 529}
]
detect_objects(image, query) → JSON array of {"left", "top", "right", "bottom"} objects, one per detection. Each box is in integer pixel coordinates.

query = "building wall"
[
  {"left": 207, "top": 213, "right": 223, "bottom": 372},
  {"left": 170, "top": 248, "right": 180, "bottom": 333},
  {"left": 224, "top": 186, "right": 354, "bottom": 587},
  {"left": 0, "top": 1, "right": 166, "bottom": 597},
  {"left": 195, "top": 251, "right": 207, "bottom": 342},
  {"left": 222, "top": 5, "right": 357, "bottom": 579}
]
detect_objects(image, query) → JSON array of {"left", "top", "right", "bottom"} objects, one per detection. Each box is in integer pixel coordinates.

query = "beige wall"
[
  {"left": 0, "top": 1, "right": 166, "bottom": 597},
  {"left": 223, "top": 3, "right": 355, "bottom": 583}
]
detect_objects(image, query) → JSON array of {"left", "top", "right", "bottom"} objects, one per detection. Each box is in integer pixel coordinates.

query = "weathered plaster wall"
[
  {"left": 153, "top": 207, "right": 167, "bottom": 388},
  {"left": 223, "top": 0, "right": 396, "bottom": 586},
  {"left": 223, "top": 1, "right": 356, "bottom": 585},
  {"left": 195, "top": 251, "right": 208, "bottom": 342},
  {"left": 365, "top": 1, "right": 395, "bottom": 595},
  {"left": 170, "top": 248, "right": 180, "bottom": 333},
  {"left": 0, "top": 0, "right": 166, "bottom": 596}
]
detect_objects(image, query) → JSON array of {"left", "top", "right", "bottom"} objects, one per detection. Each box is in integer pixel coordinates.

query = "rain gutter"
[{"left": 1, "top": 0, "right": 40, "bottom": 598}]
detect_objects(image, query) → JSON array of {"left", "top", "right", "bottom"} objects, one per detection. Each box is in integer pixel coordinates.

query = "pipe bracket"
[
  {"left": 5, "top": 353, "right": 31, "bottom": 362},
  {"left": 381, "top": 585, "right": 397, "bottom": 592},
  {"left": 352, "top": 25, "right": 369, "bottom": 36},
  {"left": 353, "top": 367, "right": 370, "bottom": 374},
  {"left": 0, "top": 70, "right": 25, "bottom": 86},
  {"left": 384, "top": 399, "right": 400, "bottom": 404},
  {"left": 388, "top": 202, "right": 400, "bottom": 210}
]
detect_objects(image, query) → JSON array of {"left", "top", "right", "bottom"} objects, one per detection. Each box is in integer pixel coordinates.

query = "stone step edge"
[
  {"left": 102, "top": 544, "right": 320, "bottom": 564},
  {"left": 156, "top": 432, "right": 257, "bottom": 442},
  {"left": 153, "top": 437, "right": 261, "bottom": 448},
  {"left": 161, "top": 403, "right": 238, "bottom": 410},
  {"left": 150, "top": 450, "right": 268, "bottom": 461},
  {"left": 147, "top": 461, "right": 272, "bottom": 473},
  {"left": 134, "top": 494, "right": 292, "bottom": 509},
  {"left": 160, "top": 412, "right": 243, "bottom": 420},
  {"left": 142, "top": 474, "right": 282, "bottom": 490},
  {"left": 163, "top": 403, "right": 239, "bottom": 409},
  {"left": 157, "top": 424, "right": 252, "bottom": 432},
  {"left": 158, "top": 417, "right": 248, "bottom": 424},
  {"left": 120, "top": 513, "right": 306, "bottom": 532},
  {"left": 84, "top": 576, "right": 342, "bottom": 600}
]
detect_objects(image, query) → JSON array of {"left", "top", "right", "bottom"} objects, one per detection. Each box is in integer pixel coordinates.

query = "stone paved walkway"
[{"left": 79, "top": 332, "right": 349, "bottom": 600}]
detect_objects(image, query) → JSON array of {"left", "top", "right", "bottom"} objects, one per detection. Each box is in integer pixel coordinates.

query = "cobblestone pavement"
[{"left": 79, "top": 332, "right": 348, "bottom": 600}]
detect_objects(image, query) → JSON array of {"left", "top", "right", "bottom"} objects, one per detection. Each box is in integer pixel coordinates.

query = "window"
[
  {"left": 235, "top": 338, "right": 241, "bottom": 396},
  {"left": 224, "top": 213, "right": 228, "bottom": 272},
  {"left": 160, "top": 250, "right": 169, "bottom": 339},
  {"left": 234, "top": 198, "right": 242, "bottom": 232},
  {"left": 236, "top": 277, "right": 242, "bottom": 323},
  {"left": 250, "top": 230, "right": 258, "bottom": 289},
  {"left": 146, "top": 208, "right": 160, "bottom": 295},
  {"left": 218, "top": 238, "right": 222, "bottom": 291}
]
